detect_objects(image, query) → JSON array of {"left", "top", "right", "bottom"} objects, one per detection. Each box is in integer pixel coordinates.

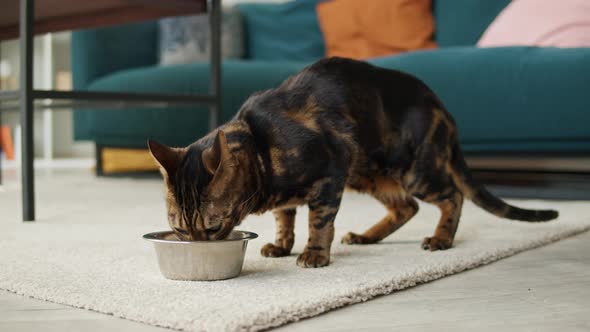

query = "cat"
[{"left": 148, "top": 57, "right": 558, "bottom": 268}]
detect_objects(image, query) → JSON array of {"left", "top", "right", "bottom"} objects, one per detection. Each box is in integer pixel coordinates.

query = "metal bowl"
[{"left": 143, "top": 230, "right": 258, "bottom": 281}]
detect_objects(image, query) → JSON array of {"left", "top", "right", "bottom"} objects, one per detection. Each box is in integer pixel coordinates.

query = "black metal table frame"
[{"left": 0, "top": 0, "right": 222, "bottom": 222}]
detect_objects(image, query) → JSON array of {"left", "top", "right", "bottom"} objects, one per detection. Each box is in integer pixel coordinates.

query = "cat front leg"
[
  {"left": 297, "top": 180, "right": 344, "bottom": 268},
  {"left": 261, "top": 208, "right": 296, "bottom": 257}
]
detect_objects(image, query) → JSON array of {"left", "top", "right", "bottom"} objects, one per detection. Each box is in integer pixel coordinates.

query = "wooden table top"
[{"left": 0, "top": 0, "right": 206, "bottom": 41}]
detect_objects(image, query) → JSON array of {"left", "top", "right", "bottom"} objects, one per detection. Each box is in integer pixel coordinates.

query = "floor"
[
  {"left": 1, "top": 231, "right": 588, "bottom": 332},
  {"left": 1, "top": 169, "right": 589, "bottom": 331}
]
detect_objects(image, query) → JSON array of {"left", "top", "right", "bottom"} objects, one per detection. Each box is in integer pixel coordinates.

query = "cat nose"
[{"left": 204, "top": 216, "right": 222, "bottom": 228}]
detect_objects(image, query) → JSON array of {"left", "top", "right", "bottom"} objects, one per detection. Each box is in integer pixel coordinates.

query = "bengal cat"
[{"left": 149, "top": 57, "right": 558, "bottom": 268}]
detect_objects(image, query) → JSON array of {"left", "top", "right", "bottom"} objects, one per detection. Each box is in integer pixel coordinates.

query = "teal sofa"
[{"left": 72, "top": 0, "right": 590, "bottom": 157}]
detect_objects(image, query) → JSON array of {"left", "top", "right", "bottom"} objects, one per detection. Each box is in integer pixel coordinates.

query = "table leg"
[
  {"left": 0, "top": 111, "right": 3, "bottom": 186},
  {"left": 208, "top": 0, "right": 221, "bottom": 131},
  {"left": 0, "top": 40, "right": 3, "bottom": 185},
  {"left": 95, "top": 143, "right": 103, "bottom": 176},
  {"left": 20, "top": 0, "right": 35, "bottom": 221}
]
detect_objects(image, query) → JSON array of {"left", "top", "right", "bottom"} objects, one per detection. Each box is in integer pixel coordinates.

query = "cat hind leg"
[
  {"left": 342, "top": 191, "right": 418, "bottom": 245},
  {"left": 421, "top": 191, "right": 464, "bottom": 251}
]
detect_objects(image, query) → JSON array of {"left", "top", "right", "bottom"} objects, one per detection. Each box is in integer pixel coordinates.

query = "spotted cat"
[{"left": 149, "top": 57, "right": 558, "bottom": 268}]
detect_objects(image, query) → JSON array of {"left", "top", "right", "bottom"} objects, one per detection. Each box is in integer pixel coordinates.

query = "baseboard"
[
  {"left": 466, "top": 156, "right": 590, "bottom": 173},
  {"left": 473, "top": 170, "right": 590, "bottom": 200},
  {"left": 0, "top": 158, "right": 94, "bottom": 170}
]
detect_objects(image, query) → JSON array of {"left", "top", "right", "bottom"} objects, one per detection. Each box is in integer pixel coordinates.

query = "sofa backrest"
[
  {"left": 238, "top": 0, "right": 325, "bottom": 62},
  {"left": 238, "top": 0, "right": 513, "bottom": 61},
  {"left": 70, "top": 0, "right": 515, "bottom": 80},
  {"left": 433, "top": 0, "right": 512, "bottom": 47}
]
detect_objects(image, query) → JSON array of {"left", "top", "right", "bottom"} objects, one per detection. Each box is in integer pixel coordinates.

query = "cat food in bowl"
[{"left": 143, "top": 230, "right": 258, "bottom": 281}]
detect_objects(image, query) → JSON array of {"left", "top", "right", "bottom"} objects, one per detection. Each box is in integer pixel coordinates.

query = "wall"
[{"left": 0, "top": 33, "right": 93, "bottom": 159}]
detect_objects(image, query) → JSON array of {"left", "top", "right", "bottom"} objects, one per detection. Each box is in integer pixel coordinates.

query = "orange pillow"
[{"left": 316, "top": 0, "right": 437, "bottom": 59}]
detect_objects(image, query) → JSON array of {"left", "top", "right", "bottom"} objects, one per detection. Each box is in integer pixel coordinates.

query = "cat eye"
[{"left": 174, "top": 227, "right": 189, "bottom": 236}]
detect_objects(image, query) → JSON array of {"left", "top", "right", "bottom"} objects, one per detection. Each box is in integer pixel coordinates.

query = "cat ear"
[
  {"left": 148, "top": 140, "right": 184, "bottom": 177},
  {"left": 202, "top": 130, "right": 233, "bottom": 175}
]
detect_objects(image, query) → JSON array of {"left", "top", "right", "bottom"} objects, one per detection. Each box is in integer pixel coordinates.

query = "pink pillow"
[{"left": 478, "top": 0, "right": 590, "bottom": 48}]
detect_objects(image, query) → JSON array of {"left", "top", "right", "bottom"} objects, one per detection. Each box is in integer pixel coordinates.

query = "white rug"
[{"left": 0, "top": 174, "right": 589, "bottom": 332}]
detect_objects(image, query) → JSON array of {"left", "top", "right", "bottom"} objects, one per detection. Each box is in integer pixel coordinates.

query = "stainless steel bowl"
[{"left": 143, "top": 230, "right": 258, "bottom": 281}]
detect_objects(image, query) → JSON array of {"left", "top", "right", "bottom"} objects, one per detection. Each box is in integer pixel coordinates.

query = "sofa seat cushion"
[
  {"left": 370, "top": 46, "right": 590, "bottom": 152},
  {"left": 75, "top": 60, "right": 307, "bottom": 147}
]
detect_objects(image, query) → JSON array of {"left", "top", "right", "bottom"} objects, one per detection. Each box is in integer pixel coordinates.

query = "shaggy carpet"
[{"left": 0, "top": 174, "right": 589, "bottom": 331}]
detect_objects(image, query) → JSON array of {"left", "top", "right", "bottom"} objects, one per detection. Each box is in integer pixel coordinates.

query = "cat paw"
[
  {"left": 260, "top": 243, "right": 291, "bottom": 257},
  {"left": 422, "top": 236, "right": 452, "bottom": 251},
  {"left": 296, "top": 250, "right": 330, "bottom": 268},
  {"left": 341, "top": 232, "right": 374, "bottom": 245}
]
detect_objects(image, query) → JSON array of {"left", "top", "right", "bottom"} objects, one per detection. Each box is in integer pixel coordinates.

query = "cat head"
[{"left": 148, "top": 130, "right": 256, "bottom": 241}]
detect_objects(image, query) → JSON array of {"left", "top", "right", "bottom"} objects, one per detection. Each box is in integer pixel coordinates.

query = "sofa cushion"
[
  {"left": 370, "top": 46, "right": 590, "bottom": 152},
  {"left": 159, "top": 8, "right": 244, "bottom": 65},
  {"left": 75, "top": 60, "right": 307, "bottom": 147},
  {"left": 237, "top": 1, "right": 325, "bottom": 61},
  {"left": 433, "top": 0, "right": 511, "bottom": 47},
  {"left": 478, "top": 0, "right": 590, "bottom": 48},
  {"left": 316, "top": 0, "right": 436, "bottom": 59}
]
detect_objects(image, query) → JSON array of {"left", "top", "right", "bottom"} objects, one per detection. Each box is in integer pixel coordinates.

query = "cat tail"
[{"left": 449, "top": 144, "right": 558, "bottom": 222}]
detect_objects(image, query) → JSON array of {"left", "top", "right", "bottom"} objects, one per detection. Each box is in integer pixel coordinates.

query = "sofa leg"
[{"left": 95, "top": 143, "right": 103, "bottom": 176}]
